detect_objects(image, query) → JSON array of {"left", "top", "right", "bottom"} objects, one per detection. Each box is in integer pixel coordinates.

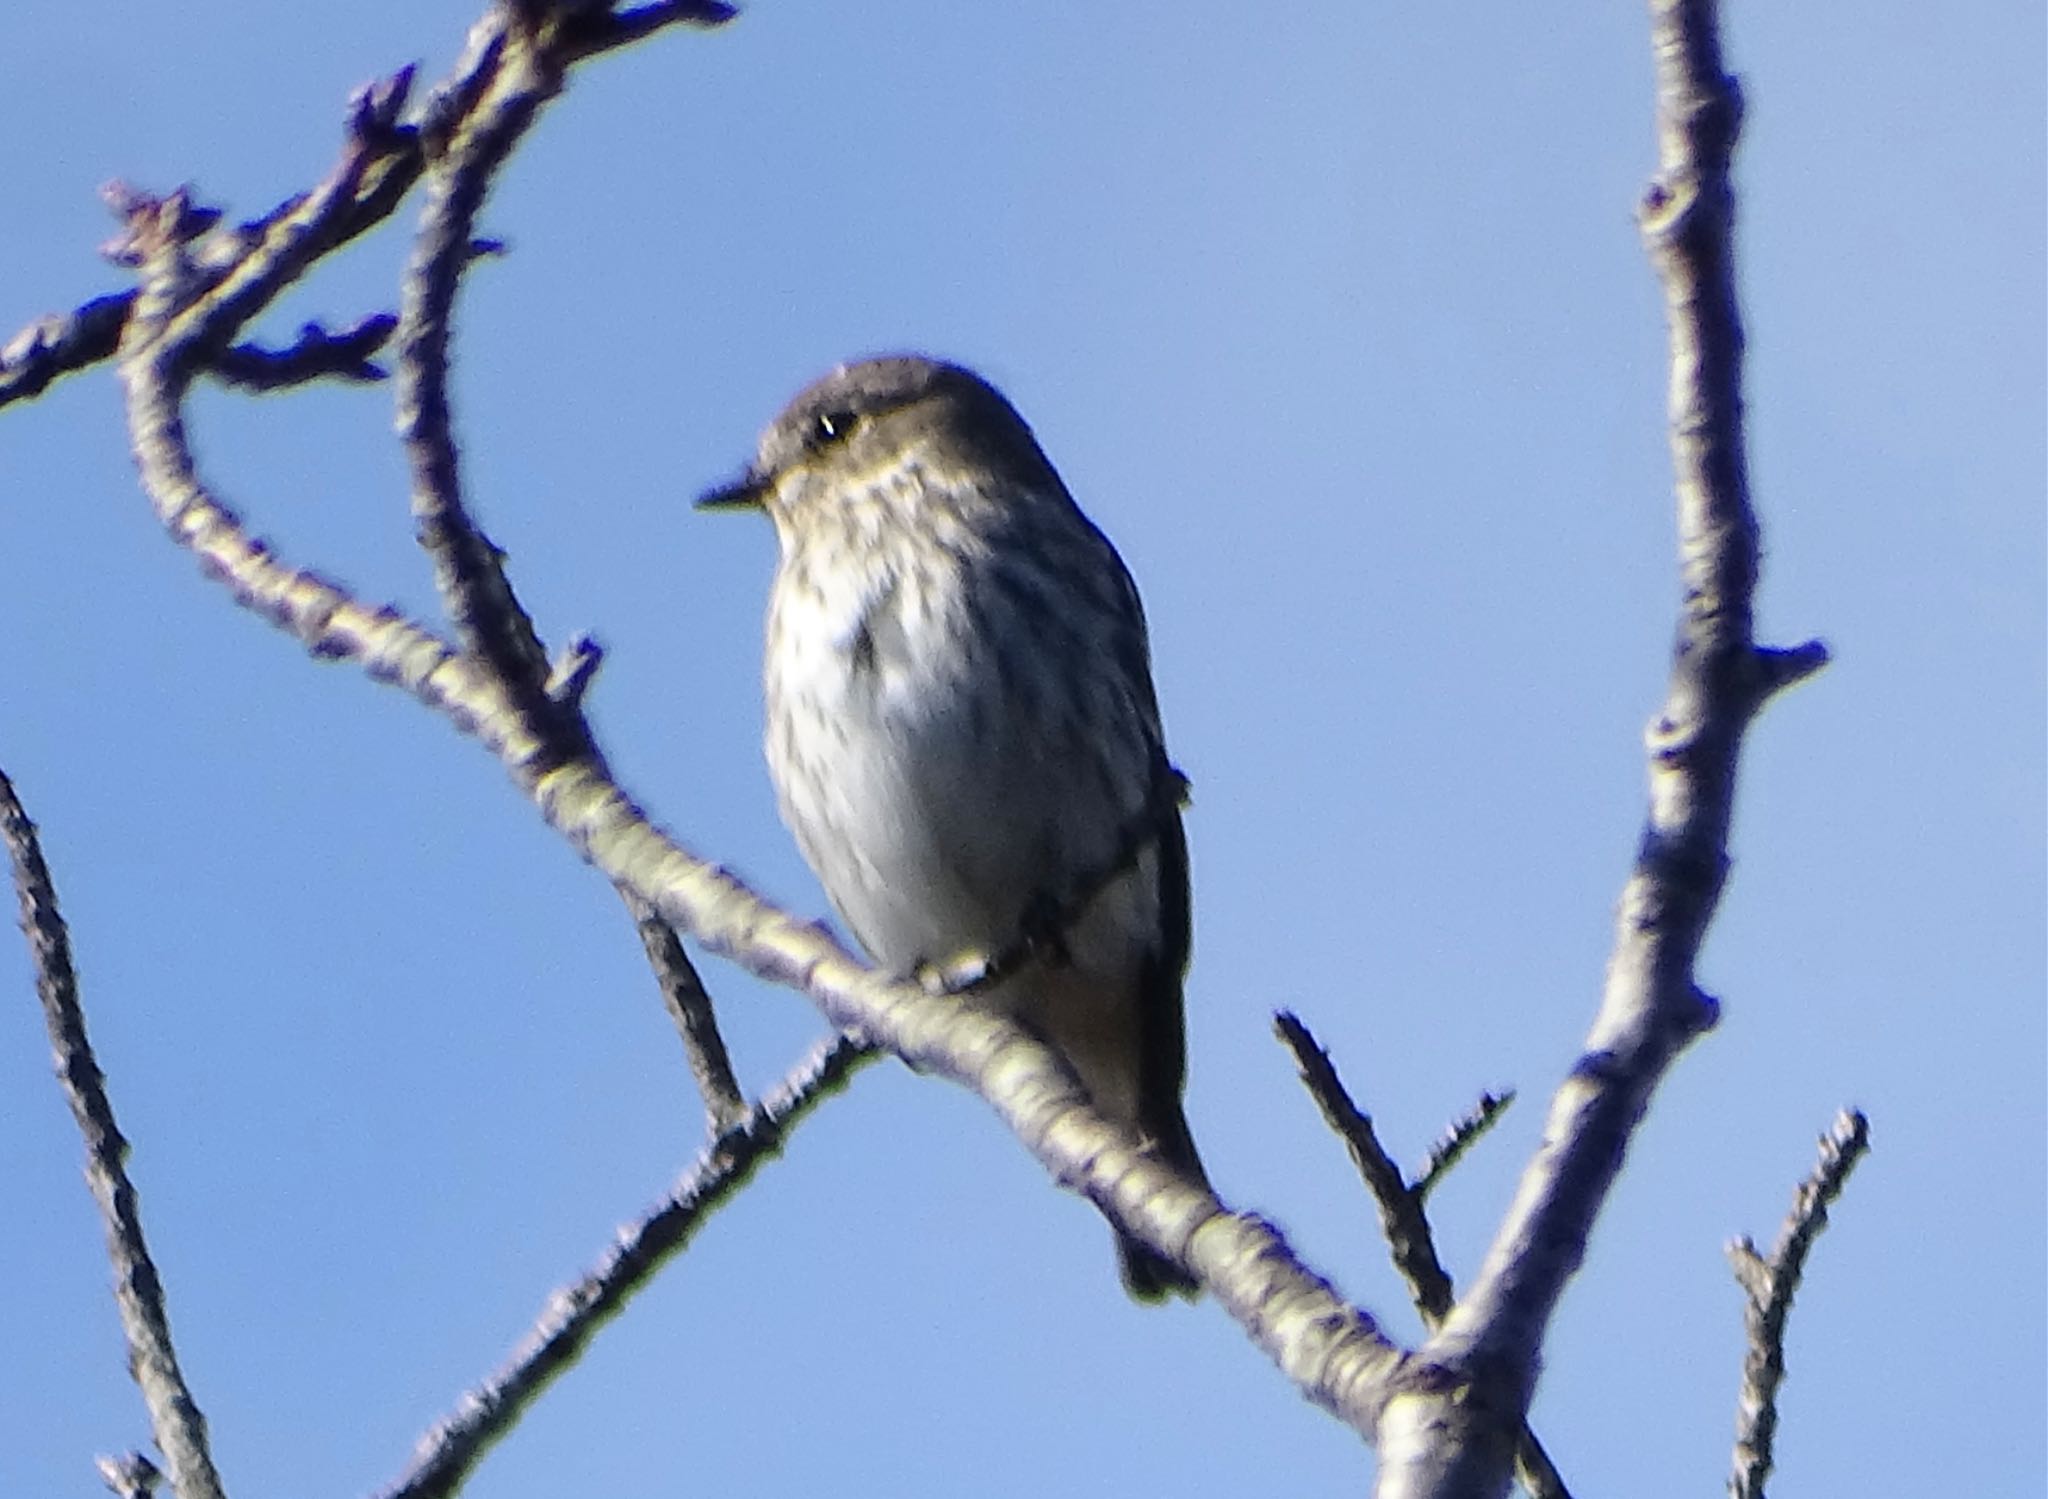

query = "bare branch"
[
  {"left": 380, "top": 18, "right": 753, "bottom": 1136},
  {"left": 544, "top": 631, "right": 604, "bottom": 709},
  {"left": 95, "top": 1452, "right": 163, "bottom": 1499},
  {"left": 1275, "top": 1011, "right": 1455, "bottom": 1323},
  {"left": 1375, "top": 3, "right": 1828, "bottom": 1492},
  {"left": 2, "top": 769, "right": 227, "bottom": 1499},
  {"left": 131, "top": 72, "right": 421, "bottom": 378},
  {"left": 374, "top": 1034, "right": 876, "bottom": 1499},
  {"left": 394, "top": 22, "right": 565, "bottom": 717},
  {"left": 211, "top": 314, "right": 399, "bottom": 390},
  {"left": 1276, "top": 1015, "right": 1568, "bottom": 1499},
  {"left": 0, "top": 294, "right": 133, "bottom": 407},
  {"left": 628, "top": 892, "right": 749, "bottom": 1134},
  {"left": 3, "top": 129, "right": 418, "bottom": 412},
  {"left": 1412, "top": 1090, "right": 1514, "bottom": 1206},
  {"left": 557, "top": 1, "right": 739, "bottom": 61},
  {"left": 0, "top": 3, "right": 735, "bottom": 415},
  {"left": 1728, "top": 1110, "right": 1871, "bottom": 1499}
]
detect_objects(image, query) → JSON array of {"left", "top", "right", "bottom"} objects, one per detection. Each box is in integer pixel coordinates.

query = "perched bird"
[{"left": 700, "top": 355, "right": 1205, "bottom": 1299}]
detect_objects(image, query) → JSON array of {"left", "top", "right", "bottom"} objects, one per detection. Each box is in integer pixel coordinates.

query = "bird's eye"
[{"left": 814, "top": 410, "right": 855, "bottom": 444}]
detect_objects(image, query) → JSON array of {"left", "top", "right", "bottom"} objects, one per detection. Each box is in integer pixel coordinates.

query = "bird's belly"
[{"left": 769, "top": 621, "right": 1039, "bottom": 969}]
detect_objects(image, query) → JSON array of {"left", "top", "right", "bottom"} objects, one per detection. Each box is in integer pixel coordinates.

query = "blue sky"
[{"left": 2, "top": 3, "right": 2041, "bottom": 1496}]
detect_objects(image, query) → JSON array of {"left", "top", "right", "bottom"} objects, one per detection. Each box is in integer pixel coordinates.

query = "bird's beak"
[{"left": 695, "top": 469, "right": 769, "bottom": 512}]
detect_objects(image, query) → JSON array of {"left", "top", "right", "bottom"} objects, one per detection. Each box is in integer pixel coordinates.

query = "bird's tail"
[
  {"left": 1115, "top": 1106, "right": 1207, "bottom": 1302},
  {"left": 1117, "top": 1230, "right": 1199, "bottom": 1301}
]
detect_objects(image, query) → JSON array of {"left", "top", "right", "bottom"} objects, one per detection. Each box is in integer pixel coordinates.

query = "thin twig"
[
  {"left": 131, "top": 71, "right": 422, "bottom": 375},
  {"left": 2, "top": 769, "right": 227, "bottom": 1499},
  {"left": 1275, "top": 1012, "right": 1454, "bottom": 1321},
  {"left": 1727, "top": 1109, "right": 1870, "bottom": 1499},
  {"left": 1275, "top": 1014, "right": 1568, "bottom": 1499},
  {"left": 384, "top": 18, "right": 753, "bottom": 1127},
  {"left": 0, "top": 294, "right": 134, "bottom": 407},
  {"left": 558, "top": 0, "right": 738, "bottom": 61},
  {"left": 544, "top": 632, "right": 604, "bottom": 709},
  {"left": 394, "top": 24, "right": 566, "bottom": 722},
  {"left": 628, "top": 892, "right": 748, "bottom": 1133},
  {"left": 1412, "top": 1090, "right": 1514, "bottom": 1206},
  {"left": 374, "top": 1035, "right": 874, "bottom": 1499},
  {"left": 212, "top": 313, "right": 399, "bottom": 389},
  {"left": 0, "top": 4, "right": 733, "bottom": 414}
]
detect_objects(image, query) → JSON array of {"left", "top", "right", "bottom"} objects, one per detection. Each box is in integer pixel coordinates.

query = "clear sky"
[{"left": 2, "top": 3, "right": 2041, "bottom": 1497}]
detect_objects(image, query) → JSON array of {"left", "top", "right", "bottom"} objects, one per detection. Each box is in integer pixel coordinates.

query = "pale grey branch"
[
  {"left": 96, "top": 1452, "right": 164, "bottom": 1499},
  {"left": 394, "top": 20, "right": 563, "bottom": 713},
  {"left": 1371, "top": 3, "right": 1827, "bottom": 1494}
]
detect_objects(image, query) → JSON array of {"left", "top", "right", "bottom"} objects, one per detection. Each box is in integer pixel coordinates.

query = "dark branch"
[
  {"left": 1413, "top": 1089, "right": 1514, "bottom": 1205},
  {"left": 0, "top": 3, "right": 736, "bottom": 414},
  {"left": 1275, "top": 1014, "right": 1568, "bottom": 1499},
  {"left": 212, "top": 313, "right": 399, "bottom": 389},
  {"left": 558, "top": 1, "right": 739, "bottom": 61},
  {"left": 1275, "top": 1011, "right": 1454, "bottom": 1321},
  {"left": 629, "top": 892, "right": 749, "bottom": 1134},
  {"left": 2, "top": 769, "right": 227, "bottom": 1499},
  {"left": 394, "top": 26, "right": 567, "bottom": 727},
  {"left": 0, "top": 294, "right": 133, "bottom": 407},
  {"left": 1727, "top": 1109, "right": 1871, "bottom": 1499}
]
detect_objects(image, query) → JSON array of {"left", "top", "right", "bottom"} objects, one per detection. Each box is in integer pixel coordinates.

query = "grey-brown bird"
[{"left": 700, "top": 355, "right": 1205, "bottom": 1299}]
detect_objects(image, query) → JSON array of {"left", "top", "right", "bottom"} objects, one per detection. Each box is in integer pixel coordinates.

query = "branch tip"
[
  {"left": 1756, "top": 639, "right": 1829, "bottom": 699},
  {"left": 545, "top": 633, "right": 605, "bottom": 706},
  {"left": 99, "top": 182, "right": 223, "bottom": 267},
  {"left": 95, "top": 1452, "right": 163, "bottom": 1499},
  {"left": 349, "top": 65, "right": 418, "bottom": 147},
  {"left": 1727, "top": 1108, "right": 1873, "bottom": 1499},
  {"left": 1413, "top": 1089, "right": 1514, "bottom": 1204},
  {"left": 214, "top": 313, "right": 401, "bottom": 390}
]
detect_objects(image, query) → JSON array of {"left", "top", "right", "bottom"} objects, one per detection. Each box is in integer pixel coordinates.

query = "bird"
[{"left": 699, "top": 354, "right": 1205, "bottom": 1299}]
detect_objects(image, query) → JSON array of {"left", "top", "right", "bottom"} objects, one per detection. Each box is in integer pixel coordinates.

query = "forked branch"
[
  {"left": 1276, "top": 1014, "right": 1566, "bottom": 1499},
  {"left": 1727, "top": 1110, "right": 1870, "bottom": 1499},
  {"left": 1370, "top": 2, "right": 1829, "bottom": 1494}
]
